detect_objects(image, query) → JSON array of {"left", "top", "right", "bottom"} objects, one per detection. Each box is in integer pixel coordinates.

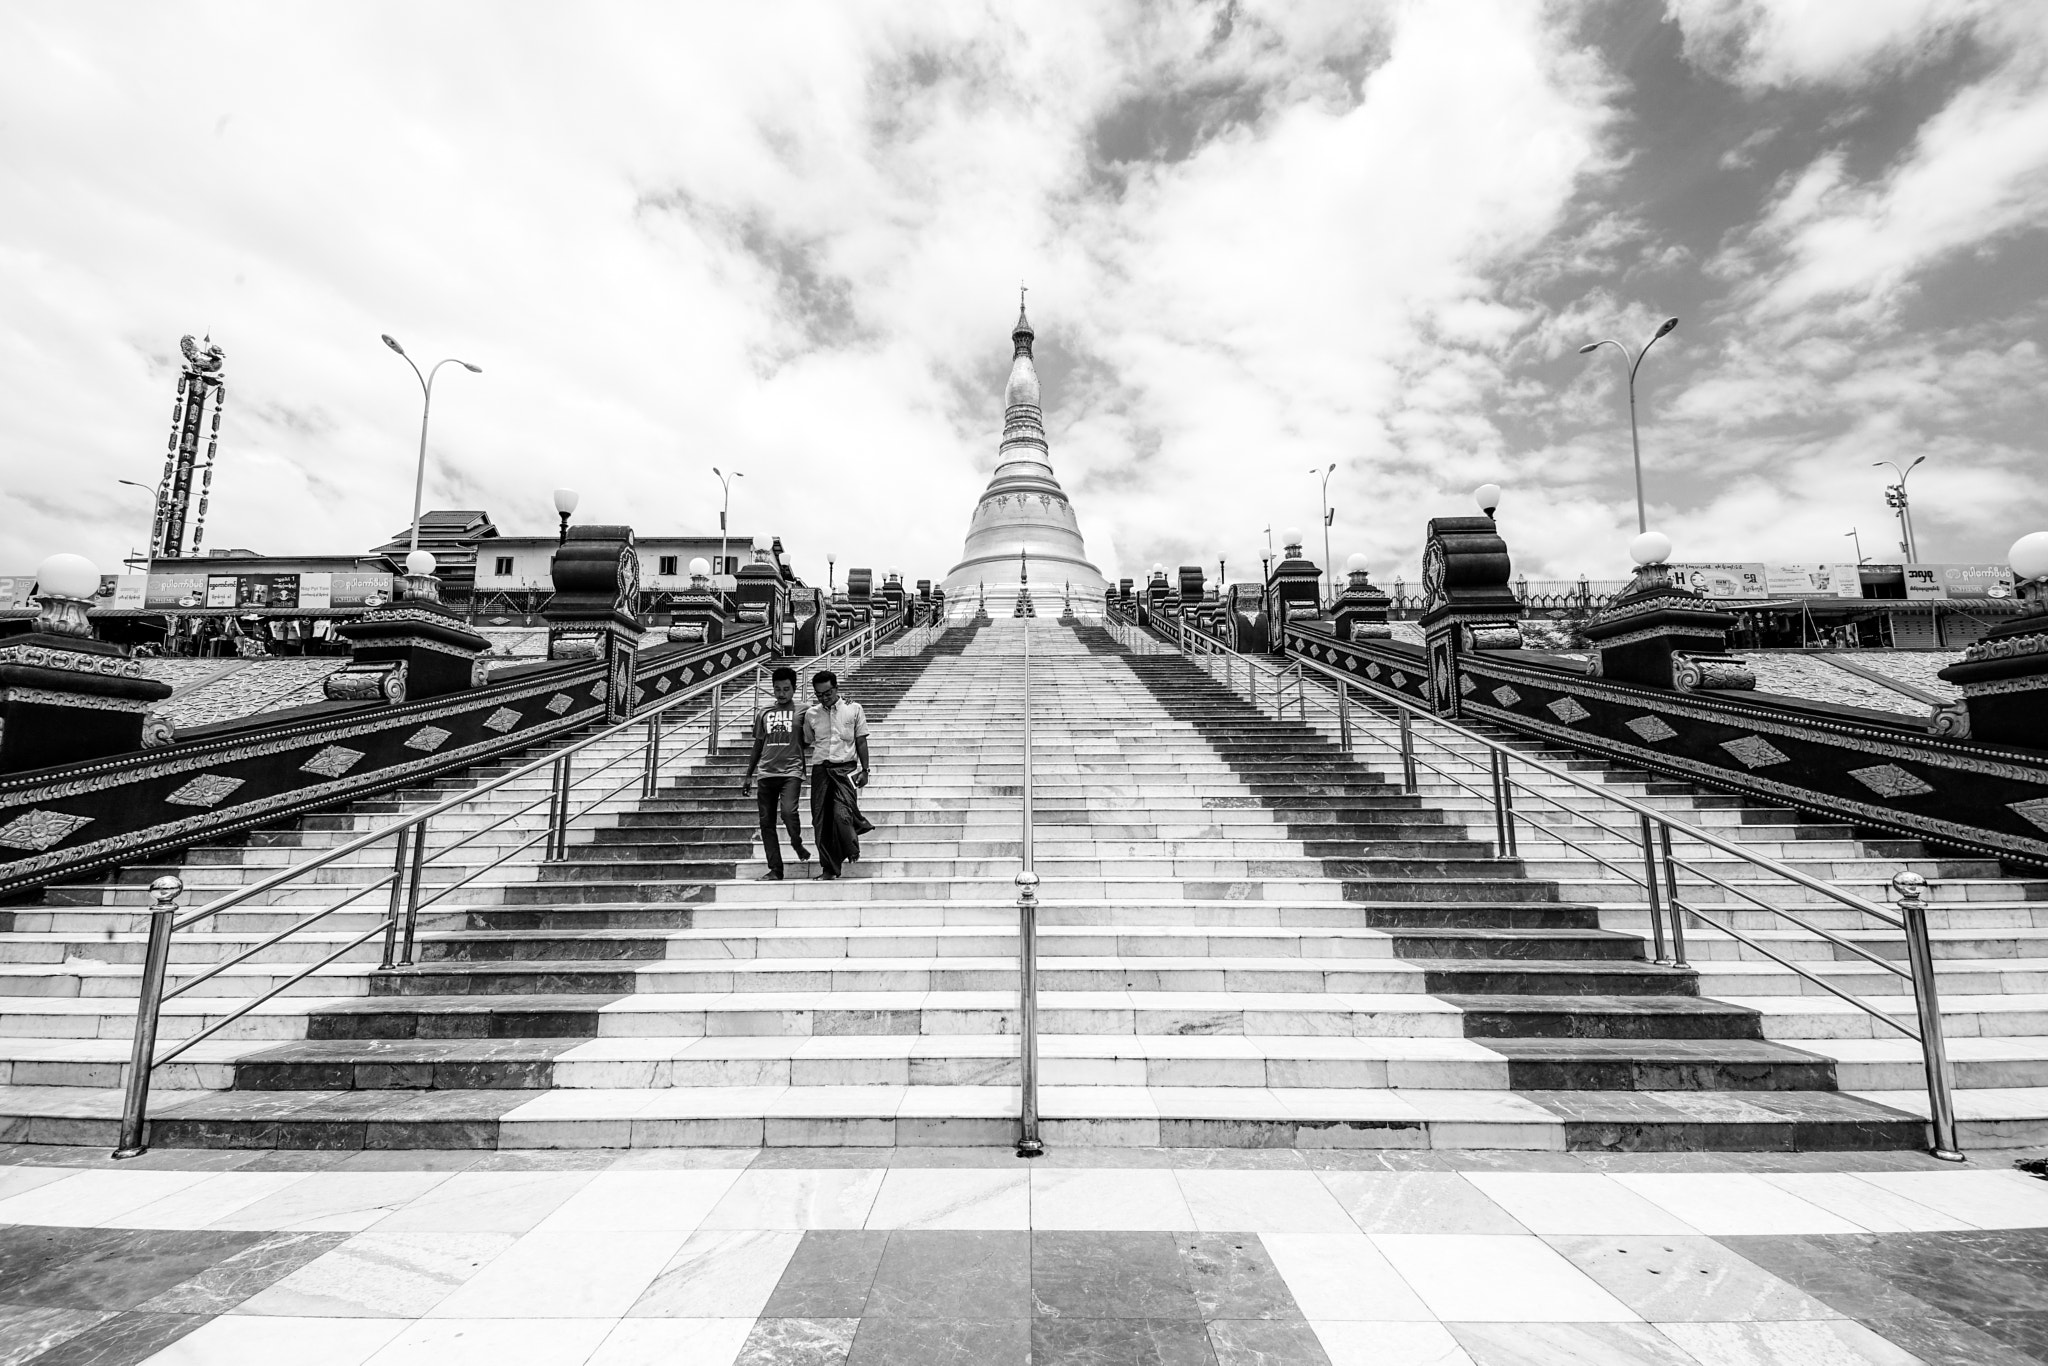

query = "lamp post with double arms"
[
  {"left": 1578, "top": 317, "right": 1679, "bottom": 535},
  {"left": 1875, "top": 457, "right": 1927, "bottom": 561},
  {"left": 381, "top": 335, "right": 482, "bottom": 555}
]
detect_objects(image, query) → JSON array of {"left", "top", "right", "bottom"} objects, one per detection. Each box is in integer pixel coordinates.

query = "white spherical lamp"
[
  {"left": 1474, "top": 483, "right": 1502, "bottom": 515},
  {"left": 1284, "top": 526, "right": 1302, "bottom": 544},
  {"left": 35, "top": 553, "right": 100, "bottom": 601},
  {"left": 1629, "top": 531, "right": 1673, "bottom": 567},
  {"left": 1345, "top": 553, "right": 1369, "bottom": 575},
  {"left": 404, "top": 550, "right": 437, "bottom": 578},
  {"left": 689, "top": 557, "right": 711, "bottom": 578},
  {"left": 2011, "top": 532, "right": 2048, "bottom": 583},
  {"left": 552, "top": 488, "right": 580, "bottom": 516}
]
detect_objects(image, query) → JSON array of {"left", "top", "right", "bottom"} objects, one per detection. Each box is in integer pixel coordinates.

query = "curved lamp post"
[
  {"left": 712, "top": 467, "right": 742, "bottom": 584},
  {"left": 1579, "top": 317, "right": 1679, "bottom": 535},
  {"left": 1874, "top": 456, "right": 1927, "bottom": 561},
  {"left": 1312, "top": 463, "right": 1336, "bottom": 606},
  {"left": 381, "top": 335, "right": 482, "bottom": 555}
]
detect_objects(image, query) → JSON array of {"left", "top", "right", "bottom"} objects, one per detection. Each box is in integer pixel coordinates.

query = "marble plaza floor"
[{"left": 5, "top": 1145, "right": 2048, "bottom": 1365}]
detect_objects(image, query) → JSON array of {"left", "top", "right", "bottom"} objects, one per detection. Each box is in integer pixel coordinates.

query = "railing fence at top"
[
  {"left": 114, "top": 615, "right": 901, "bottom": 1158},
  {"left": 1108, "top": 613, "right": 1964, "bottom": 1161}
]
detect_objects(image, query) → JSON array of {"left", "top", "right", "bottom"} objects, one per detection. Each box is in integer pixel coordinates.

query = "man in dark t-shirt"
[{"left": 741, "top": 666, "right": 811, "bottom": 879}]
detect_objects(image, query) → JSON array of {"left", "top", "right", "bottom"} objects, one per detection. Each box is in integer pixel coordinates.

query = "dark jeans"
[{"left": 756, "top": 775, "right": 804, "bottom": 873}]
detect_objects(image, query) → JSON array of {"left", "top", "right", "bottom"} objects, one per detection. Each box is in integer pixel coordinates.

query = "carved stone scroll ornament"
[
  {"left": 140, "top": 711, "right": 176, "bottom": 748},
  {"left": 1462, "top": 623, "right": 1524, "bottom": 652},
  {"left": 322, "top": 661, "right": 407, "bottom": 703},
  {"left": 1672, "top": 652, "right": 1757, "bottom": 692}
]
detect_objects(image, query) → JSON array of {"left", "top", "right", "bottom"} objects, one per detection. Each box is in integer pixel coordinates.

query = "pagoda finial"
[{"left": 1012, "top": 284, "right": 1034, "bottom": 354}]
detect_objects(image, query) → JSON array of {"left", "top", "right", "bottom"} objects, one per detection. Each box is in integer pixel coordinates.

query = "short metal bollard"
[
  {"left": 114, "top": 875, "right": 182, "bottom": 1159},
  {"left": 1894, "top": 870, "right": 1965, "bottom": 1161}
]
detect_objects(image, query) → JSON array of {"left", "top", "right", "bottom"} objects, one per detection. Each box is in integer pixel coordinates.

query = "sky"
[{"left": 3, "top": 0, "right": 2045, "bottom": 591}]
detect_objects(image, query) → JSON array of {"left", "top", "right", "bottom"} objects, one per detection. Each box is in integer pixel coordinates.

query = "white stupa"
[{"left": 941, "top": 297, "right": 1107, "bottom": 618}]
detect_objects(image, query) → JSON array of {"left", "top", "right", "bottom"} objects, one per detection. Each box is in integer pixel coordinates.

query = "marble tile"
[
  {"left": 372, "top": 1172, "right": 595, "bottom": 1233},
  {"left": 1372, "top": 1235, "right": 1638, "bottom": 1323},
  {"left": 734, "top": 1315, "right": 859, "bottom": 1365},
  {"left": 1178, "top": 1233, "right": 1302, "bottom": 1322},
  {"left": 1206, "top": 1316, "right": 1332, "bottom": 1365},
  {"left": 1030, "top": 1167, "right": 1194, "bottom": 1231},
  {"left": 0, "top": 1166, "right": 78, "bottom": 1203},
  {"left": 2, "top": 1227, "right": 262, "bottom": 1311},
  {"left": 113, "top": 1173, "right": 314, "bottom": 1231},
  {"left": 136, "top": 1231, "right": 351, "bottom": 1313},
  {"left": 0, "top": 1306, "right": 111, "bottom": 1366},
  {"left": 864, "top": 1230, "right": 1031, "bottom": 1320},
  {"left": 1546, "top": 1234, "right": 1841, "bottom": 1323},
  {"left": 140, "top": 1314, "right": 406, "bottom": 1365},
  {"left": 1448, "top": 1321, "right": 1700, "bottom": 1366},
  {"left": 209, "top": 1172, "right": 454, "bottom": 1233},
  {"left": 1756, "top": 1173, "right": 1962, "bottom": 1234},
  {"left": 1855, "top": 1171, "right": 2048, "bottom": 1230},
  {"left": 761, "top": 1230, "right": 889, "bottom": 1319},
  {"left": 0, "top": 1170, "right": 211, "bottom": 1228},
  {"left": 532, "top": 1169, "right": 743, "bottom": 1232},
  {"left": 1031, "top": 1315, "right": 1219, "bottom": 1365},
  {"left": 1311, "top": 1320, "right": 1473, "bottom": 1366},
  {"left": 1461, "top": 1174, "right": 1697, "bottom": 1236},
  {"left": 587, "top": 1317, "right": 754, "bottom": 1365},
  {"left": 845, "top": 1315, "right": 1029, "bottom": 1366},
  {"left": 1609, "top": 1174, "right": 1866, "bottom": 1237},
  {"left": 234, "top": 1231, "right": 514, "bottom": 1318},
  {"left": 17, "top": 1309, "right": 202, "bottom": 1365},
  {"left": 1319, "top": 1173, "right": 1526, "bottom": 1236},
  {"left": 628, "top": 1229, "right": 802, "bottom": 1318},
  {"left": 1263, "top": 1233, "right": 1433, "bottom": 1322},
  {"left": 1031, "top": 1231, "right": 1200, "bottom": 1320},
  {"left": 1177, "top": 1171, "right": 1357, "bottom": 1234},
  {"left": 700, "top": 1169, "right": 885, "bottom": 1230},
  {"left": 427, "top": 1230, "right": 685, "bottom": 1319},
  {"left": 1655, "top": 1319, "right": 1924, "bottom": 1365},
  {"left": 864, "top": 1168, "right": 1029, "bottom": 1230},
  {"left": 362, "top": 1316, "right": 617, "bottom": 1365}
]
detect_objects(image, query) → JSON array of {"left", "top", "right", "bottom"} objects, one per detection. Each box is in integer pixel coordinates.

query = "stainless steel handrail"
[
  {"left": 112, "top": 618, "right": 892, "bottom": 1156},
  {"left": 1141, "top": 626, "right": 1963, "bottom": 1160},
  {"left": 1015, "top": 617, "right": 1043, "bottom": 1157}
]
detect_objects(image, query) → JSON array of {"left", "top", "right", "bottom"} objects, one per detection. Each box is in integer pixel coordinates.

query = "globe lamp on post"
[
  {"left": 1579, "top": 316, "right": 1679, "bottom": 534},
  {"left": 553, "top": 488, "right": 580, "bottom": 544},
  {"left": 34, "top": 554, "right": 102, "bottom": 638},
  {"left": 2012, "top": 532, "right": 2048, "bottom": 615},
  {"left": 1475, "top": 484, "right": 1501, "bottom": 520}
]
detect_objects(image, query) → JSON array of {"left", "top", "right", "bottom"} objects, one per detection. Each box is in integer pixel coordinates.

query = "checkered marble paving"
[{"left": 4, "top": 1145, "right": 2048, "bottom": 1364}]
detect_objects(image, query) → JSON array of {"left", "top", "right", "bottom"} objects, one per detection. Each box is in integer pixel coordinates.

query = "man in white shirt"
[{"left": 803, "top": 669, "right": 873, "bottom": 880}]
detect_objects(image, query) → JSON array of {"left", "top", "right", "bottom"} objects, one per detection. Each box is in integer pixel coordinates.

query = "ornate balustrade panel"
[
  {"left": 1282, "top": 620, "right": 2048, "bottom": 870},
  {"left": 0, "top": 628, "right": 771, "bottom": 896}
]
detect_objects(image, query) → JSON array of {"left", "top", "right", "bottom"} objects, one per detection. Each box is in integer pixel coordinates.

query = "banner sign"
[
  {"left": 1668, "top": 563, "right": 1767, "bottom": 600},
  {"left": 144, "top": 573, "right": 209, "bottom": 610},
  {"left": 134, "top": 570, "right": 393, "bottom": 612},
  {"left": 1763, "top": 564, "right": 1862, "bottom": 599},
  {"left": 0, "top": 577, "right": 35, "bottom": 611},
  {"left": 1928, "top": 563, "right": 2014, "bottom": 601}
]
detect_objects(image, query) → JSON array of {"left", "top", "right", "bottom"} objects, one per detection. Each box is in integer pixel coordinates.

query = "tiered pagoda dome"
[{"left": 941, "top": 301, "right": 1107, "bottom": 616}]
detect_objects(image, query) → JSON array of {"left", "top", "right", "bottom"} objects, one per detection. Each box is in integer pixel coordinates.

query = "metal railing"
[
  {"left": 1141, "top": 623, "right": 1965, "bottom": 1160},
  {"left": 1015, "top": 617, "right": 1043, "bottom": 1157},
  {"left": 113, "top": 619, "right": 892, "bottom": 1157}
]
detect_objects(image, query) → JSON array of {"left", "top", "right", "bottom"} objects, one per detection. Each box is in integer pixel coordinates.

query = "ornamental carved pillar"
[
  {"left": 1416, "top": 516, "right": 1522, "bottom": 718},
  {"left": 543, "top": 525, "right": 643, "bottom": 723},
  {"left": 0, "top": 556, "right": 173, "bottom": 774}
]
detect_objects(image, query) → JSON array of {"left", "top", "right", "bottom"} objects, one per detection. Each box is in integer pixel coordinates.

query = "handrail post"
[
  {"left": 1337, "top": 678, "right": 1352, "bottom": 752},
  {"left": 114, "top": 874, "right": 181, "bottom": 1159},
  {"left": 1016, "top": 618, "right": 1043, "bottom": 1158},
  {"left": 1657, "top": 822, "right": 1689, "bottom": 967},
  {"left": 643, "top": 716, "right": 661, "bottom": 799},
  {"left": 548, "top": 755, "right": 571, "bottom": 860},
  {"left": 1639, "top": 813, "right": 1670, "bottom": 966},
  {"left": 1398, "top": 711, "right": 1417, "bottom": 794},
  {"left": 1488, "top": 751, "right": 1510, "bottom": 858},
  {"left": 709, "top": 682, "right": 722, "bottom": 755},
  {"left": 1895, "top": 871, "right": 1965, "bottom": 1161},
  {"left": 399, "top": 817, "right": 429, "bottom": 967},
  {"left": 1498, "top": 753, "right": 1518, "bottom": 857},
  {"left": 380, "top": 826, "right": 412, "bottom": 970}
]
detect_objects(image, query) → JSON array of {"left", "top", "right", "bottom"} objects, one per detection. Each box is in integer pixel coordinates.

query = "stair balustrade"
[
  {"left": 1147, "top": 625, "right": 1967, "bottom": 1162},
  {"left": 1016, "top": 616, "right": 1043, "bottom": 1157},
  {"left": 111, "top": 619, "right": 895, "bottom": 1159}
]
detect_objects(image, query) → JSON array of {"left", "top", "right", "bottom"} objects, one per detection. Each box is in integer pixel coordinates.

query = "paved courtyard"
[{"left": 3, "top": 1144, "right": 2047, "bottom": 1365}]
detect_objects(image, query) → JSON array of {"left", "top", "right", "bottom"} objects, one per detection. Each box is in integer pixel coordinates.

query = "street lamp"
[
  {"left": 1845, "top": 529, "right": 1868, "bottom": 565},
  {"left": 117, "top": 479, "right": 161, "bottom": 574},
  {"left": 1475, "top": 483, "right": 1501, "bottom": 519},
  {"left": 381, "top": 334, "right": 482, "bottom": 556},
  {"left": 1578, "top": 316, "right": 1679, "bottom": 534},
  {"left": 1874, "top": 457, "right": 1927, "bottom": 561},
  {"left": 1312, "top": 463, "right": 1336, "bottom": 605},
  {"left": 711, "top": 467, "right": 742, "bottom": 583},
  {"left": 553, "top": 488, "right": 579, "bottom": 543}
]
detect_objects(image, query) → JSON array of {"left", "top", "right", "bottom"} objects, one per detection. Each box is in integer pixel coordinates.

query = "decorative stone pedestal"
[
  {"left": 1332, "top": 559, "right": 1393, "bottom": 643},
  {"left": 667, "top": 563, "right": 728, "bottom": 647},
  {"left": 1417, "top": 516, "right": 1522, "bottom": 717},
  {"left": 1583, "top": 557, "right": 1754, "bottom": 693},
  {"left": 543, "top": 526, "right": 643, "bottom": 723},
  {"left": 1939, "top": 574, "right": 2048, "bottom": 745},
  {"left": 1265, "top": 534, "right": 1325, "bottom": 648},
  {"left": 0, "top": 633, "right": 173, "bottom": 774},
  {"left": 735, "top": 551, "right": 786, "bottom": 644},
  {"left": 324, "top": 570, "right": 491, "bottom": 704}
]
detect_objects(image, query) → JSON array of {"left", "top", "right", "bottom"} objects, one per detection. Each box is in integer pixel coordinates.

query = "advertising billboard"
[
  {"left": 1930, "top": 563, "right": 2014, "bottom": 600},
  {"left": 1668, "top": 563, "right": 1767, "bottom": 600},
  {"left": 134, "top": 570, "right": 393, "bottom": 612},
  {"left": 0, "top": 577, "right": 36, "bottom": 611},
  {"left": 145, "top": 573, "right": 209, "bottom": 610},
  {"left": 1764, "top": 564, "right": 1862, "bottom": 599}
]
